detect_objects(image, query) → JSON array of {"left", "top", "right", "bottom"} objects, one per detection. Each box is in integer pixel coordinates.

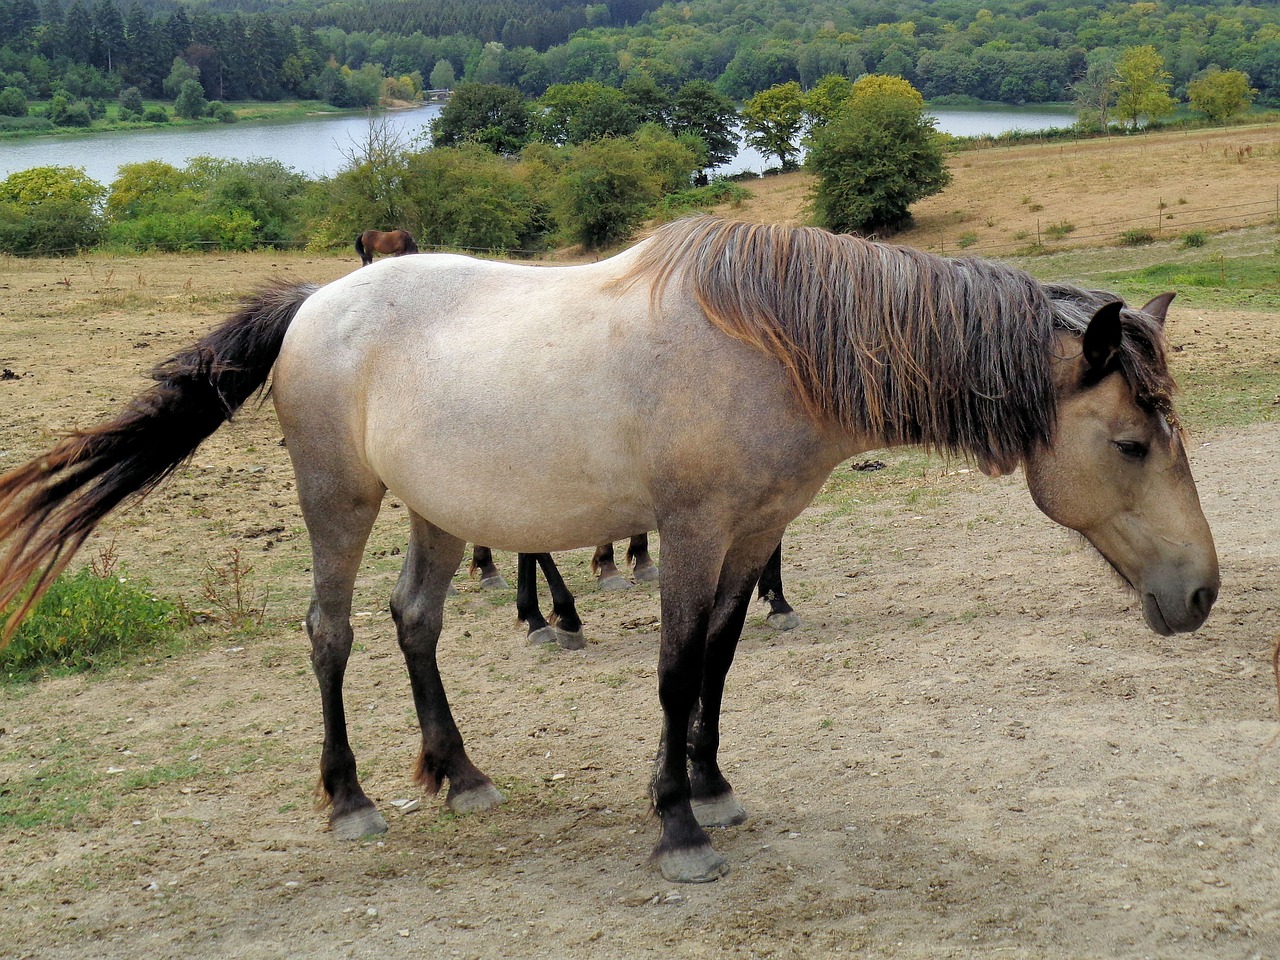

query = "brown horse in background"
[{"left": 355, "top": 229, "right": 418, "bottom": 266}]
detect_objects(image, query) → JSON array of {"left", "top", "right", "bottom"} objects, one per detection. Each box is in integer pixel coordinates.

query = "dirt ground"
[{"left": 0, "top": 228, "right": 1279, "bottom": 959}]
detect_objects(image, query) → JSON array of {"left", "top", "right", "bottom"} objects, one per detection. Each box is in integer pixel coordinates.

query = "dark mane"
[{"left": 625, "top": 217, "right": 1176, "bottom": 465}]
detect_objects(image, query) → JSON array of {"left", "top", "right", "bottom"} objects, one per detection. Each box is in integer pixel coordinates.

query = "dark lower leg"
[
  {"left": 537, "top": 553, "right": 583, "bottom": 636},
  {"left": 470, "top": 545, "right": 507, "bottom": 588},
  {"left": 395, "top": 520, "right": 500, "bottom": 810},
  {"left": 628, "top": 532, "right": 659, "bottom": 581},
  {"left": 516, "top": 552, "right": 550, "bottom": 636}
]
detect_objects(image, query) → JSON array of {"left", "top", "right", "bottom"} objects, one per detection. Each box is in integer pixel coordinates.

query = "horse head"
[{"left": 1023, "top": 294, "right": 1219, "bottom": 635}]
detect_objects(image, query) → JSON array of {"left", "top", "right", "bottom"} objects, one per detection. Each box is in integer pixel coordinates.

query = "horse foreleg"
[
  {"left": 470, "top": 545, "right": 509, "bottom": 589},
  {"left": 650, "top": 530, "right": 730, "bottom": 883},
  {"left": 394, "top": 513, "right": 502, "bottom": 814},
  {"left": 591, "top": 541, "right": 632, "bottom": 591},
  {"left": 688, "top": 542, "right": 777, "bottom": 830},
  {"left": 299, "top": 477, "right": 386, "bottom": 839},
  {"left": 627, "top": 532, "right": 659, "bottom": 583},
  {"left": 757, "top": 540, "right": 799, "bottom": 631}
]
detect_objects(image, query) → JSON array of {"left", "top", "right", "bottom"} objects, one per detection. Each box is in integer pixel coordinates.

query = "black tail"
[
  {"left": 354, "top": 234, "right": 369, "bottom": 265},
  {"left": 0, "top": 281, "right": 316, "bottom": 639}
]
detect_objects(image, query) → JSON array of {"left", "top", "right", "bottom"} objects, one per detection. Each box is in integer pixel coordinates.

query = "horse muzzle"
[{"left": 1140, "top": 578, "right": 1219, "bottom": 636}]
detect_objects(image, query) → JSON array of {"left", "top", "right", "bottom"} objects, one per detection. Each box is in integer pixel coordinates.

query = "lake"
[{"left": 0, "top": 102, "right": 1077, "bottom": 186}]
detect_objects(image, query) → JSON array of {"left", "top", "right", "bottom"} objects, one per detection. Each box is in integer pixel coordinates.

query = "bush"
[
  {"left": 555, "top": 137, "right": 661, "bottom": 249},
  {"left": 1044, "top": 221, "right": 1076, "bottom": 239},
  {"left": 655, "top": 178, "right": 751, "bottom": 220},
  {"left": 142, "top": 106, "right": 169, "bottom": 123},
  {"left": 105, "top": 208, "right": 259, "bottom": 251},
  {"left": 0, "top": 85, "right": 27, "bottom": 118},
  {"left": 1120, "top": 228, "right": 1156, "bottom": 246},
  {"left": 206, "top": 100, "right": 237, "bottom": 123},
  {"left": 1181, "top": 230, "right": 1207, "bottom": 248},
  {"left": 0, "top": 166, "right": 105, "bottom": 255},
  {"left": 1, "top": 567, "right": 178, "bottom": 679},
  {"left": 0, "top": 116, "right": 54, "bottom": 133}
]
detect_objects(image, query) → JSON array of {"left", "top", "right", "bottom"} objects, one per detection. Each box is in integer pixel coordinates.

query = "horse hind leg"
[
  {"left": 758, "top": 541, "right": 799, "bottom": 631},
  {"left": 295, "top": 460, "right": 387, "bottom": 839},
  {"left": 592, "top": 542, "right": 632, "bottom": 591},
  {"left": 470, "top": 545, "right": 509, "bottom": 589},
  {"left": 628, "top": 532, "right": 659, "bottom": 583},
  {"left": 394, "top": 513, "right": 503, "bottom": 814}
]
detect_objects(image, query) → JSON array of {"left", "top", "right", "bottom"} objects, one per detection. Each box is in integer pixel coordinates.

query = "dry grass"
[{"left": 718, "top": 122, "right": 1280, "bottom": 256}]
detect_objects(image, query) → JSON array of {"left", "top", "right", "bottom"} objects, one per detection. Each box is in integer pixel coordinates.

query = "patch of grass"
[
  {"left": 1, "top": 566, "right": 180, "bottom": 681},
  {"left": 1181, "top": 230, "right": 1208, "bottom": 248},
  {"left": 1044, "top": 221, "right": 1076, "bottom": 240},
  {"left": 656, "top": 179, "right": 752, "bottom": 220},
  {"left": 1089, "top": 253, "right": 1280, "bottom": 309}
]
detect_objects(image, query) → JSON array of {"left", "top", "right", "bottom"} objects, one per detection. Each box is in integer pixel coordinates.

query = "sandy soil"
[{"left": 0, "top": 236, "right": 1278, "bottom": 960}]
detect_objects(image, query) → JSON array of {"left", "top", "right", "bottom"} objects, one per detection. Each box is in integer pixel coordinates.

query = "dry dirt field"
[
  {"left": 726, "top": 123, "right": 1280, "bottom": 259},
  {"left": 0, "top": 141, "right": 1279, "bottom": 959}
]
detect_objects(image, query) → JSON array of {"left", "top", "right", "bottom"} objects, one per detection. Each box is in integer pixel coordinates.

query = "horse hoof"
[
  {"left": 632, "top": 564, "right": 660, "bottom": 583},
  {"left": 528, "top": 626, "right": 559, "bottom": 646},
  {"left": 656, "top": 844, "right": 729, "bottom": 883},
  {"left": 555, "top": 628, "right": 586, "bottom": 650},
  {"left": 692, "top": 792, "right": 748, "bottom": 828},
  {"left": 479, "top": 574, "right": 509, "bottom": 590},
  {"left": 598, "top": 575, "right": 632, "bottom": 591},
  {"left": 332, "top": 806, "right": 388, "bottom": 840},
  {"left": 766, "top": 611, "right": 801, "bottom": 631},
  {"left": 447, "top": 782, "right": 504, "bottom": 814}
]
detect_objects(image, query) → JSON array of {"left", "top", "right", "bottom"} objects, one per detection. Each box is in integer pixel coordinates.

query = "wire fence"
[{"left": 928, "top": 188, "right": 1280, "bottom": 259}]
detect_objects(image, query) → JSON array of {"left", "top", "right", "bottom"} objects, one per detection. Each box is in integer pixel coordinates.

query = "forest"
[{"left": 2, "top": 0, "right": 1280, "bottom": 119}]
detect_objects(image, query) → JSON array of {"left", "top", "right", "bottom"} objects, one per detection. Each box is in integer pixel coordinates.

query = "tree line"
[
  {"left": 2, "top": 0, "right": 1279, "bottom": 130},
  {"left": 0, "top": 72, "right": 957, "bottom": 257}
]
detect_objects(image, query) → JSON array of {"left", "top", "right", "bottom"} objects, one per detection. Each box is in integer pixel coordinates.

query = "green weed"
[{"left": 1, "top": 566, "right": 178, "bottom": 680}]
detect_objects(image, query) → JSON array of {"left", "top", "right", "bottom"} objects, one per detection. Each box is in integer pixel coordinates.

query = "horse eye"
[{"left": 1114, "top": 440, "right": 1149, "bottom": 461}]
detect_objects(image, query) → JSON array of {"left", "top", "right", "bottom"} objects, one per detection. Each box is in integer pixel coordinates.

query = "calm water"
[{"left": 0, "top": 102, "right": 1076, "bottom": 185}]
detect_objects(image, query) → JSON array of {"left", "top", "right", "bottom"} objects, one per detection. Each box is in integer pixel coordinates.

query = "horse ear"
[
  {"left": 1082, "top": 301, "right": 1124, "bottom": 377},
  {"left": 1139, "top": 291, "right": 1175, "bottom": 327}
]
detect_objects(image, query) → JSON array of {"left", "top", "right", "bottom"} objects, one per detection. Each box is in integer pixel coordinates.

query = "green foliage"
[
  {"left": 1113, "top": 45, "right": 1176, "bottom": 130},
  {"left": 1044, "top": 221, "right": 1076, "bottom": 239},
  {"left": 668, "top": 80, "right": 738, "bottom": 169},
  {"left": 163, "top": 57, "right": 201, "bottom": 100},
  {"left": 0, "top": 86, "right": 27, "bottom": 118},
  {"left": 104, "top": 157, "right": 306, "bottom": 250},
  {"left": 142, "top": 105, "right": 169, "bottom": 123},
  {"left": 556, "top": 137, "right": 661, "bottom": 249},
  {"left": 402, "top": 145, "right": 546, "bottom": 251},
  {"left": 1181, "top": 230, "right": 1208, "bottom": 248},
  {"left": 206, "top": 101, "right": 238, "bottom": 123},
  {"left": 538, "top": 80, "right": 640, "bottom": 145},
  {"left": 1120, "top": 228, "right": 1156, "bottom": 246},
  {"left": 807, "top": 75, "right": 950, "bottom": 236},
  {"left": 118, "top": 86, "right": 144, "bottom": 120},
  {"left": 0, "top": 165, "right": 105, "bottom": 254},
  {"left": 741, "top": 81, "right": 806, "bottom": 170},
  {"left": 1187, "top": 68, "right": 1257, "bottom": 124},
  {"left": 655, "top": 178, "right": 752, "bottom": 220},
  {"left": 174, "top": 78, "right": 208, "bottom": 119},
  {"left": 430, "top": 83, "right": 531, "bottom": 153},
  {"left": 0, "top": 567, "right": 178, "bottom": 680}
]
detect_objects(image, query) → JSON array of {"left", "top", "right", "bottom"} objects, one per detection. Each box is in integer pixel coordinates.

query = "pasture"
[{"left": 0, "top": 220, "right": 1278, "bottom": 957}]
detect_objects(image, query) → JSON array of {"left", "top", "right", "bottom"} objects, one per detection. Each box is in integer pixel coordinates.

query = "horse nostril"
[{"left": 1190, "top": 585, "right": 1217, "bottom": 619}]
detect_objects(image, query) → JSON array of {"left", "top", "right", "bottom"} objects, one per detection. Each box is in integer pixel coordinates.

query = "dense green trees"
[
  {"left": 1188, "top": 67, "right": 1257, "bottom": 125},
  {"left": 4, "top": 0, "right": 1280, "bottom": 123}
]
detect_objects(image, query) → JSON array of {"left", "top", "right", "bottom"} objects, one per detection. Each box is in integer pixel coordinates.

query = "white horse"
[{"left": 0, "top": 218, "right": 1218, "bottom": 882}]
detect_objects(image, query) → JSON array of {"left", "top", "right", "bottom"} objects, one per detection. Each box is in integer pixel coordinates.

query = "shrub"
[
  {"left": 1181, "top": 230, "right": 1207, "bottom": 248},
  {"left": 1, "top": 567, "right": 178, "bottom": 679},
  {"left": 0, "top": 85, "right": 27, "bottom": 118},
  {"left": 1044, "top": 221, "right": 1075, "bottom": 239},
  {"left": 206, "top": 100, "right": 237, "bottom": 123},
  {"left": 0, "top": 166, "right": 105, "bottom": 255},
  {"left": 956, "top": 232, "right": 978, "bottom": 248},
  {"left": 655, "top": 178, "right": 751, "bottom": 220},
  {"left": 1120, "top": 228, "right": 1156, "bottom": 246},
  {"left": 142, "top": 106, "right": 169, "bottom": 123},
  {"left": 555, "top": 137, "right": 661, "bottom": 249}
]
